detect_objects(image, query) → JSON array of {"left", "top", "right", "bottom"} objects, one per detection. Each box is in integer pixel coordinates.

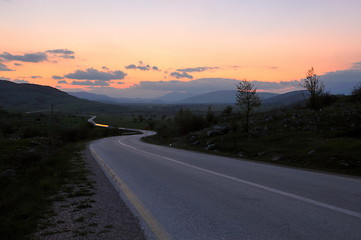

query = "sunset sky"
[{"left": 1, "top": 0, "right": 361, "bottom": 98}]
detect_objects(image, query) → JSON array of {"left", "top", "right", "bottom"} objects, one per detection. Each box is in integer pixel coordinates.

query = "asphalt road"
[{"left": 89, "top": 132, "right": 361, "bottom": 240}]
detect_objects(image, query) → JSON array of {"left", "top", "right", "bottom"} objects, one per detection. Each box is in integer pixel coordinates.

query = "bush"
[
  {"left": 175, "top": 108, "right": 206, "bottom": 135},
  {"left": 318, "top": 93, "right": 338, "bottom": 107},
  {"left": 351, "top": 83, "right": 361, "bottom": 102}
]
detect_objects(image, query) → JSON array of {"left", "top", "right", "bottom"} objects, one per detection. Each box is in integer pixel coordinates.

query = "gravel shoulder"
[{"left": 35, "top": 143, "right": 146, "bottom": 240}]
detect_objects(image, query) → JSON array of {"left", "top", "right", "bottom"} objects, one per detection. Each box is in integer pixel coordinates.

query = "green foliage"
[
  {"left": 300, "top": 67, "right": 325, "bottom": 110},
  {"left": 0, "top": 111, "right": 127, "bottom": 239},
  {"left": 236, "top": 80, "right": 261, "bottom": 132},
  {"left": 351, "top": 83, "right": 361, "bottom": 102},
  {"left": 222, "top": 106, "right": 233, "bottom": 116},
  {"left": 206, "top": 105, "right": 217, "bottom": 124},
  {"left": 146, "top": 95, "right": 361, "bottom": 176},
  {"left": 175, "top": 108, "right": 207, "bottom": 135}
]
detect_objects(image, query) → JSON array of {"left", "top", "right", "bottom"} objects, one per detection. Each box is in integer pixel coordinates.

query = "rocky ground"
[{"left": 35, "top": 145, "right": 146, "bottom": 240}]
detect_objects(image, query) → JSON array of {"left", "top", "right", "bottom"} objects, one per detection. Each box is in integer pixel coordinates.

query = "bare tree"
[
  {"left": 236, "top": 79, "right": 261, "bottom": 133},
  {"left": 300, "top": 67, "right": 325, "bottom": 109}
]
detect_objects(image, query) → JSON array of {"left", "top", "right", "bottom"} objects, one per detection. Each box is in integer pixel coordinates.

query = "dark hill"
[
  {"left": 0, "top": 80, "right": 121, "bottom": 112},
  {"left": 263, "top": 90, "right": 310, "bottom": 106},
  {"left": 178, "top": 90, "right": 278, "bottom": 104}
]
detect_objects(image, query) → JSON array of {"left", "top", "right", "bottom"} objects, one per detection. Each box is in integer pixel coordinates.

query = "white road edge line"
[
  {"left": 119, "top": 139, "right": 361, "bottom": 219},
  {"left": 89, "top": 145, "right": 172, "bottom": 240}
]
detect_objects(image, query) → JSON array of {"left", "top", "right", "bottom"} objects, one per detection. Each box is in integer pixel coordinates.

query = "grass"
[
  {"left": 0, "top": 110, "right": 129, "bottom": 240},
  {"left": 145, "top": 101, "right": 361, "bottom": 176}
]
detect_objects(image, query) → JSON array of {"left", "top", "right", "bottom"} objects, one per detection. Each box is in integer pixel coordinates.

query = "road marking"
[
  {"left": 118, "top": 139, "right": 361, "bottom": 219},
  {"left": 89, "top": 146, "right": 172, "bottom": 240}
]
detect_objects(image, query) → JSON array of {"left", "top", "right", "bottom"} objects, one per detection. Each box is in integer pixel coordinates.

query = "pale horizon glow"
[{"left": 1, "top": 0, "right": 361, "bottom": 97}]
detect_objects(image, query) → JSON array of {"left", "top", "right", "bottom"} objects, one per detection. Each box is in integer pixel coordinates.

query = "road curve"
[{"left": 89, "top": 133, "right": 361, "bottom": 240}]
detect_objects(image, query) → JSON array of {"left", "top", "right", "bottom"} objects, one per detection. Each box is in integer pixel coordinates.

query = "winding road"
[{"left": 89, "top": 132, "right": 361, "bottom": 240}]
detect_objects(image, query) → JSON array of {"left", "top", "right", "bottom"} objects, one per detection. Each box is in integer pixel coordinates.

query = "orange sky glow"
[{"left": 1, "top": 0, "right": 361, "bottom": 97}]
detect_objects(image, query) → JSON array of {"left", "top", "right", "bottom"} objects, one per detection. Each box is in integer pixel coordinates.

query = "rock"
[
  {"left": 258, "top": 152, "right": 265, "bottom": 156},
  {"left": 192, "top": 141, "right": 200, "bottom": 145},
  {"left": 0, "top": 169, "right": 17, "bottom": 178},
  {"left": 308, "top": 150, "right": 316, "bottom": 154},
  {"left": 272, "top": 154, "right": 284, "bottom": 161},
  {"left": 205, "top": 143, "right": 217, "bottom": 151},
  {"left": 207, "top": 125, "right": 231, "bottom": 137}
]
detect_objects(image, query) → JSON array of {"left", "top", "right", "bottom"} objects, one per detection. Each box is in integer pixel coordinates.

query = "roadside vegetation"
[
  {"left": 0, "top": 110, "right": 128, "bottom": 240},
  {"left": 145, "top": 82, "right": 361, "bottom": 176}
]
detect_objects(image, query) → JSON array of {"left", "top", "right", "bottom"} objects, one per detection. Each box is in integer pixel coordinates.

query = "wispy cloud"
[
  {"left": 64, "top": 68, "right": 126, "bottom": 81},
  {"left": 13, "top": 79, "right": 29, "bottom": 83},
  {"left": 71, "top": 80, "right": 110, "bottom": 86},
  {"left": 0, "top": 49, "right": 75, "bottom": 63},
  {"left": 125, "top": 61, "right": 160, "bottom": 71},
  {"left": 46, "top": 49, "right": 74, "bottom": 55},
  {"left": 0, "top": 52, "right": 47, "bottom": 62},
  {"left": 176, "top": 66, "right": 219, "bottom": 72},
  {"left": 320, "top": 63, "right": 361, "bottom": 94},
  {"left": 170, "top": 71, "right": 193, "bottom": 79},
  {"left": 46, "top": 49, "right": 75, "bottom": 59},
  {"left": 52, "top": 75, "right": 65, "bottom": 80},
  {"left": 57, "top": 80, "right": 68, "bottom": 84},
  {"left": 0, "top": 62, "right": 13, "bottom": 71},
  {"left": 352, "top": 62, "right": 361, "bottom": 69}
]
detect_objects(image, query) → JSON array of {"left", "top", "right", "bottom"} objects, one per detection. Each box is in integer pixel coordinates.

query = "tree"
[
  {"left": 351, "top": 83, "right": 361, "bottom": 102},
  {"left": 174, "top": 108, "right": 206, "bottom": 135},
  {"left": 222, "top": 106, "right": 233, "bottom": 116},
  {"left": 300, "top": 67, "right": 325, "bottom": 110},
  {"left": 235, "top": 80, "right": 261, "bottom": 133},
  {"left": 206, "top": 105, "right": 216, "bottom": 125}
]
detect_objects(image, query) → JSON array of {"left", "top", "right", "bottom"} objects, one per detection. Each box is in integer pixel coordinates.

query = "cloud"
[
  {"left": 71, "top": 80, "right": 110, "bottom": 86},
  {"left": 321, "top": 67, "right": 361, "bottom": 94},
  {"left": 125, "top": 61, "right": 160, "bottom": 71},
  {"left": 52, "top": 75, "right": 65, "bottom": 79},
  {"left": 78, "top": 78, "right": 305, "bottom": 99},
  {"left": 31, "top": 76, "right": 41, "bottom": 79},
  {"left": 57, "top": 80, "right": 68, "bottom": 84},
  {"left": 135, "top": 78, "right": 237, "bottom": 93},
  {"left": 170, "top": 72, "right": 193, "bottom": 79},
  {"left": 352, "top": 62, "right": 361, "bottom": 69},
  {"left": 13, "top": 79, "right": 29, "bottom": 83},
  {"left": 0, "top": 52, "right": 47, "bottom": 62},
  {"left": 266, "top": 66, "right": 279, "bottom": 70},
  {"left": 176, "top": 66, "right": 219, "bottom": 72},
  {"left": 0, "top": 62, "right": 13, "bottom": 71},
  {"left": 46, "top": 49, "right": 75, "bottom": 59},
  {"left": 46, "top": 49, "right": 74, "bottom": 55},
  {"left": 64, "top": 68, "right": 127, "bottom": 81},
  {"left": 14, "top": 63, "right": 22, "bottom": 66},
  {"left": 59, "top": 54, "right": 75, "bottom": 59},
  {"left": 0, "top": 49, "right": 75, "bottom": 63},
  {"left": 252, "top": 80, "right": 301, "bottom": 91}
]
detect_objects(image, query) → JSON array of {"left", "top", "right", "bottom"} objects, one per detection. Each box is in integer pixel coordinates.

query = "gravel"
[{"left": 35, "top": 144, "right": 146, "bottom": 240}]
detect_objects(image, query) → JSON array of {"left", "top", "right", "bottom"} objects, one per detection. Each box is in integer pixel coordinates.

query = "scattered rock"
[
  {"left": 192, "top": 141, "right": 200, "bottom": 145},
  {"left": 0, "top": 169, "right": 17, "bottom": 178},
  {"left": 207, "top": 125, "right": 231, "bottom": 137},
  {"left": 205, "top": 143, "right": 217, "bottom": 151},
  {"left": 272, "top": 154, "right": 284, "bottom": 161}
]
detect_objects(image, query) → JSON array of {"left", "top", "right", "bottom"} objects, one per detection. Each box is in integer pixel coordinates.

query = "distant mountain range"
[
  {"left": 0, "top": 80, "right": 311, "bottom": 112},
  {"left": 177, "top": 90, "right": 278, "bottom": 104},
  {"left": 69, "top": 89, "right": 309, "bottom": 106},
  {"left": 0, "top": 80, "right": 121, "bottom": 112}
]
